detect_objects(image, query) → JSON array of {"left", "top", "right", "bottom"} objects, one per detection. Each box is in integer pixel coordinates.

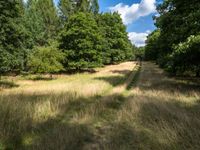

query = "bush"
[{"left": 28, "top": 44, "right": 64, "bottom": 74}]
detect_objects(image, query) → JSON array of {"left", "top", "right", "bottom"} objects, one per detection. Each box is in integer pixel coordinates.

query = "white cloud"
[
  {"left": 109, "top": 0, "right": 156, "bottom": 25},
  {"left": 146, "top": 30, "right": 152, "bottom": 34},
  {"left": 128, "top": 31, "right": 150, "bottom": 47}
]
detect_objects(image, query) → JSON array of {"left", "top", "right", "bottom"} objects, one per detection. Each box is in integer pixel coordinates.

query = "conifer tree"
[
  {"left": 59, "top": 0, "right": 99, "bottom": 21},
  {"left": 36, "top": 0, "right": 59, "bottom": 39},
  {"left": 0, "top": 0, "right": 27, "bottom": 73},
  {"left": 90, "top": 0, "right": 99, "bottom": 14},
  {"left": 59, "top": 0, "right": 74, "bottom": 20},
  {"left": 24, "top": 0, "right": 46, "bottom": 46}
]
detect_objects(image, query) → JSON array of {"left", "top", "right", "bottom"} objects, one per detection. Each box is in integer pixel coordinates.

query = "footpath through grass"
[{"left": 0, "top": 62, "right": 200, "bottom": 150}]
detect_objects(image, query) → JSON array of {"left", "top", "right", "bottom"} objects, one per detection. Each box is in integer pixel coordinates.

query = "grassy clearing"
[{"left": 0, "top": 62, "right": 200, "bottom": 150}]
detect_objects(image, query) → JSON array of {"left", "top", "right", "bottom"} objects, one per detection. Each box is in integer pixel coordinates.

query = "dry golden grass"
[{"left": 0, "top": 62, "right": 200, "bottom": 150}]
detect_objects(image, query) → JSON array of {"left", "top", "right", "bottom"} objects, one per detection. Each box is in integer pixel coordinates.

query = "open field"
[{"left": 0, "top": 62, "right": 200, "bottom": 150}]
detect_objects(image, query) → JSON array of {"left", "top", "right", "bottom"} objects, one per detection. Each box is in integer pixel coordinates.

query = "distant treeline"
[
  {"left": 0, "top": 0, "right": 136, "bottom": 74},
  {"left": 145, "top": 0, "right": 200, "bottom": 77}
]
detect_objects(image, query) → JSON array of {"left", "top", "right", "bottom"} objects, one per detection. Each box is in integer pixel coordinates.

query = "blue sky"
[
  {"left": 99, "top": 0, "right": 156, "bottom": 32},
  {"left": 53, "top": 0, "right": 162, "bottom": 46},
  {"left": 99, "top": 0, "right": 163, "bottom": 46}
]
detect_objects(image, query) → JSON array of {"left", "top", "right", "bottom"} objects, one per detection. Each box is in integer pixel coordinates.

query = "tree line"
[
  {"left": 145, "top": 0, "right": 200, "bottom": 77},
  {"left": 0, "top": 0, "right": 135, "bottom": 75}
]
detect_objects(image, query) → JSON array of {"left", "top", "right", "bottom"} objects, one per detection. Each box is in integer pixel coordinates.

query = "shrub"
[{"left": 28, "top": 44, "right": 64, "bottom": 74}]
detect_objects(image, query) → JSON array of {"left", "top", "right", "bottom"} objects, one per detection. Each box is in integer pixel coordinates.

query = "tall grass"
[{"left": 0, "top": 62, "right": 200, "bottom": 150}]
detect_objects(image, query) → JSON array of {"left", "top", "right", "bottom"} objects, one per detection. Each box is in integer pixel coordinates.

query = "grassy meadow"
[{"left": 0, "top": 62, "right": 200, "bottom": 150}]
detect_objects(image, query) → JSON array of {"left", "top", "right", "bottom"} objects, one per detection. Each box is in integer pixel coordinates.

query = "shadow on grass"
[
  {"left": 0, "top": 63, "right": 200, "bottom": 149},
  {"left": 29, "top": 120, "right": 94, "bottom": 150},
  {"left": 28, "top": 76, "right": 54, "bottom": 81},
  {"left": 174, "top": 76, "right": 200, "bottom": 86},
  {"left": 103, "top": 94, "right": 200, "bottom": 150},
  {"left": 136, "top": 94, "right": 200, "bottom": 149},
  {"left": 126, "top": 66, "right": 141, "bottom": 90},
  {"left": 102, "top": 121, "right": 166, "bottom": 150},
  {"left": 0, "top": 90, "right": 200, "bottom": 149},
  {"left": 0, "top": 80, "right": 19, "bottom": 89},
  {"left": 138, "top": 63, "right": 200, "bottom": 94},
  {"left": 111, "top": 70, "right": 131, "bottom": 75},
  {"left": 94, "top": 69, "right": 133, "bottom": 87},
  {"left": 63, "top": 69, "right": 98, "bottom": 75},
  {"left": 94, "top": 76, "right": 127, "bottom": 87},
  {"left": 0, "top": 91, "right": 129, "bottom": 150},
  {"left": 95, "top": 66, "right": 141, "bottom": 91}
]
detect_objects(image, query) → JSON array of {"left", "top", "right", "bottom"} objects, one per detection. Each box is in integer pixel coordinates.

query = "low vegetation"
[{"left": 0, "top": 62, "right": 199, "bottom": 150}]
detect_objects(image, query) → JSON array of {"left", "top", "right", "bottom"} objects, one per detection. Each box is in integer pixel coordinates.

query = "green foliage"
[
  {"left": 0, "top": 0, "right": 28, "bottom": 73},
  {"left": 135, "top": 47, "right": 145, "bottom": 60},
  {"left": 170, "top": 35, "right": 200, "bottom": 76},
  {"left": 28, "top": 44, "right": 64, "bottom": 73},
  {"left": 97, "top": 13, "right": 134, "bottom": 64},
  {"left": 146, "top": 0, "right": 200, "bottom": 76},
  {"left": 24, "top": 0, "right": 59, "bottom": 46},
  {"left": 35, "top": 0, "right": 59, "bottom": 40},
  {"left": 156, "top": 0, "right": 200, "bottom": 53},
  {"left": 145, "top": 30, "right": 161, "bottom": 61},
  {"left": 59, "top": 0, "right": 99, "bottom": 21},
  {"left": 0, "top": 48, "right": 12, "bottom": 74},
  {"left": 23, "top": 0, "right": 46, "bottom": 46},
  {"left": 90, "top": 0, "right": 99, "bottom": 14},
  {"left": 59, "top": 12, "right": 103, "bottom": 70},
  {"left": 59, "top": 0, "right": 74, "bottom": 21},
  {"left": 76, "top": 0, "right": 90, "bottom": 12},
  {"left": 22, "top": 0, "right": 60, "bottom": 72},
  {"left": 0, "top": 0, "right": 133, "bottom": 74}
]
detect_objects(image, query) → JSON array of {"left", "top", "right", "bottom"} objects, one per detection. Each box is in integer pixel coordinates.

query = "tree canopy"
[
  {"left": 0, "top": 0, "right": 27, "bottom": 73},
  {"left": 0, "top": 0, "right": 135, "bottom": 75},
  {"left": 97, "top": 13, "right": 134, "bottom": 64},
  {"left": 59, "top": 12, "right": 103, "bottom": 70},
  {"left": 145, "top": 0, "right": 200, "bottom": 76}
]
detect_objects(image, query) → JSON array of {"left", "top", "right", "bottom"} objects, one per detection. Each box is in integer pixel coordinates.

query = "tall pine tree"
[
  {"left": 59, "top": 0, "right": 74, "bottom": 21},
  {"left": 36, "top": 0, "right": 59, "bottom": 40},
  {"left": 0, "top": 0, "right": 27, "bottom": 73},
  {"left": 24, "top": 0, "right": 46, "bottom": 46},
  {"left": 59, "top": 0, "right": 99, "bottom": 21},
  {"left": 90, "top": 0, "right": 99, "bottom": 14}
]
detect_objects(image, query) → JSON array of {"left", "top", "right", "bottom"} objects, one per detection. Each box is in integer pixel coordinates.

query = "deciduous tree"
[{"left": 59, "top": 12, "right": 103, "bottom": 70}]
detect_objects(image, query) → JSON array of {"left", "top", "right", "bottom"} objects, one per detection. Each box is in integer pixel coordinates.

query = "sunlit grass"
[{"left": 0, "top": 62, "right": 200, "bottom": 150}]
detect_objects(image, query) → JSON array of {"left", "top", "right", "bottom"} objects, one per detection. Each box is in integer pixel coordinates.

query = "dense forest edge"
[
  {"left": 1, "top": 0, "right": 200, "bottom": 78},
  {"left": 145, "top": 0, "right": 200, "bottom": 77},
  {"left": 0, "top": 0, "right": 136, "bottom": 77}
]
